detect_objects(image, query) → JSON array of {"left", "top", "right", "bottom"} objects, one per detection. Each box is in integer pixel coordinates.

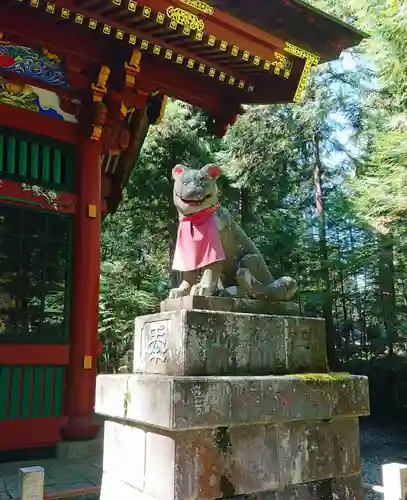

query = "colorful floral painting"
[
  {"left": 0, "top": 77, "right": 78, "bottom": 123},
  {"left": 0, "top": 43, "right": 68, "bottom": 87}
]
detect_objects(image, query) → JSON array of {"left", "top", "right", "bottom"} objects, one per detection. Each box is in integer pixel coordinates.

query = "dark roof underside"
[{"left": 210, "top": 0, "right": 367, "bottom": 62}]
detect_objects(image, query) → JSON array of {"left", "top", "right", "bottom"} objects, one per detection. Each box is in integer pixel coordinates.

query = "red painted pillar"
[{"left": 60, "top": 138, "right": 101, "bottom": 441}]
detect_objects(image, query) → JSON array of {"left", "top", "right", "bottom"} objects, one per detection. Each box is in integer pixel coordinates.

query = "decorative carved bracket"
[
  {"left": 100, "top": 94, "right": 131, "bottom": 156},
  {"left": 89, "top": 52, "right": 167, "bottom": 151},
  {"left": 101, "top": 120, "right": 130, "bottom": 156},
  {"left": 90, "top": 65, "right": 110, "bottom": 140},
  {"left": 89, "top": 51, "right": 144, "bottom": 150},
  {"left": 121, "top": 49, "right": 143, "bottom": 119},
  {"left": 91, "top": 66, "right": 110, "bottom": 102},
  {"left": 124, "top": 49, "right": 141, "bottom": 90}
]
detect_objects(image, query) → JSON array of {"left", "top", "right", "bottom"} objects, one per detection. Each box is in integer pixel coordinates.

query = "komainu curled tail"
[{"left": 236, "top": 254, "right": 297, "bottom": 301}]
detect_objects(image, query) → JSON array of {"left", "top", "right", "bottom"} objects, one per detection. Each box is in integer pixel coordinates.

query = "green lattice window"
[
  {"left": 0, "top": 127, "right": 75, "bottom": 192},
  {"left": 0, "top": 203, "right": 72, "bottom": 343},
  {"left": 0, "top": 365, "right": 65, "bottom": 420}
]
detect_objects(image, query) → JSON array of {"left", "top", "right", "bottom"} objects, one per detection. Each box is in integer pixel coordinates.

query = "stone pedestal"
[{"left": 96, "top": 298, "right": 369, "bottom": 500}]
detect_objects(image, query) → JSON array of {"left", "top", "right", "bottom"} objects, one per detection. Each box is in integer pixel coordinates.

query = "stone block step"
[
  {"left": 134, "top": 310, "right": 327, "bottom": 376},
  {"left": 96, "top": 373, "right": 369, "bottom": 430},
  {"left": 100, "top": 474, "right": 363, "bottom": 500},
  {"left": 100, "top": 417, "right": 362, "bottom": 499}
]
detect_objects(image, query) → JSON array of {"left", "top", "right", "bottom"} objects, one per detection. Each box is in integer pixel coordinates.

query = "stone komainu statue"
[{"left": 169, "top": 164, "right": 297, "bottom": 301}]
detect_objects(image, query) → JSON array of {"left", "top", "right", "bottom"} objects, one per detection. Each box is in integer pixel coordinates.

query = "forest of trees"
[{"left": 99, "top": 0, "right": 407, "bottom": 418}]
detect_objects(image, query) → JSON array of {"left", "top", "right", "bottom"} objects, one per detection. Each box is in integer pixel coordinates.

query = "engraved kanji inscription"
[
  {"left": 191, "top": 384, "right": 207, "bottom": 416},
  {"left": 146, "top": 321, "right": 169, "bottom": 364}
]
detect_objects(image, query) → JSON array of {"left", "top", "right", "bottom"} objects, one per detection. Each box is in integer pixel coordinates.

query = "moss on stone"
[
  {"left": 123, "top": 389, "right": 131, "bottom": 418},
  {"left": 293, "top": 372, "right": 352, "bottom": 382}
]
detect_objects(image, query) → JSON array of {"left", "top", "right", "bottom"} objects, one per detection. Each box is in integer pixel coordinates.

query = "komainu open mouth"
[{"left": 180, "top": 194, "right": 212, "bottom": 206}]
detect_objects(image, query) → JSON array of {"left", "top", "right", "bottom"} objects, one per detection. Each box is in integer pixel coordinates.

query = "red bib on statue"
[{"left": 172, "top": 206, "right": 225, "bottom": 272}]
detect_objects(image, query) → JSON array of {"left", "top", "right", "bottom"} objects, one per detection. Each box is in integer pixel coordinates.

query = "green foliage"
[
  {"left": 312, "top": 0, "right": 407, "bottom": 237},
  {"left": 99, "top": 198, "right": 166, "bottom": 373}
]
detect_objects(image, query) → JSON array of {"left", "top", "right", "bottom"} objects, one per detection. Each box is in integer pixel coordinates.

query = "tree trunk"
[
  {"left": 377, "top": 234, "right": 397, "bottom": 356},
  {"left": 296, "top": 253, "right": 303, "bottom": 316},
  {"left": 313, "top": 135, "right": 338, "bottom": 369},
  {"left": 397, "top": 277, "right": 407, "bottom": 308},
  {"left": 336, "top": 227, "right": 348, "bottom": 324},
  {"left": 336, "top": 227, "right": 350, "bottom": 358},
  {"left": 395, "top": 251, "right": 407, "bottom": 308}
]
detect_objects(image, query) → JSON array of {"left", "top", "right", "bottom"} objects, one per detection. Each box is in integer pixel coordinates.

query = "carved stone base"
[
  {"left": 134, "top": 310, "right": 327, "bottom": 376},
  {"left": 161, "top": 296, "right": 301, "bottom": 316},
  {"left": 98, "top": 307, "right": 369, "bottom": 500}
]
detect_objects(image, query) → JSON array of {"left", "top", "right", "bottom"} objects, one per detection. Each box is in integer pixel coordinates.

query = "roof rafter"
[{"left": 49, "top": 0, "right": 256, "bottom": 87}]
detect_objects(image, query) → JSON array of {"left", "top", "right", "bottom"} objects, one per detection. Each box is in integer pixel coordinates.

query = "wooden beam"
[
  {"left": 137, "top": 56, "right": 232, "bottom": 116},
  {"left": 48, "top": 0, "right": 283, "bottom": 74},
  {"left": 175, "top": 0, "right": 287, "bottom": 53},
  {"left": 0, "top": 179, "right": 77, "bottom": 214},
  {"left": 45, "top": 0, "right": 255, "bottom": 86},
  {"left": 109, "top": 0, "right": 284, "bottom": 61},
  {"left": 1, "top": 4, "right": 243, "bottom": 115},
  {"left": 240, "top": 59, "right": 303, "bottom": 104},
  {"left": 1, "top": 5, "right": 109, "bottom": 62},
  {"left": 0, "top": 103, "right": 78, "bottom": 143},
  {"left": 0, "top": 344, "right": 69, "bottom": 365},
  {"left": 145, "top": 0, "right": 283, "bottom": 58}
]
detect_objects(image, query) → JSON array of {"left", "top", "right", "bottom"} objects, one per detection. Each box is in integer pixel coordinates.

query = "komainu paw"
[{"left": 168, "top": 287, "right": 190, "bottom": 299}]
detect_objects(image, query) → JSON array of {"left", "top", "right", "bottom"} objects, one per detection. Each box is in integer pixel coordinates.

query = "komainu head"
[{"left": 172, "top": 164, "right": 222, "bottom": 215}]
